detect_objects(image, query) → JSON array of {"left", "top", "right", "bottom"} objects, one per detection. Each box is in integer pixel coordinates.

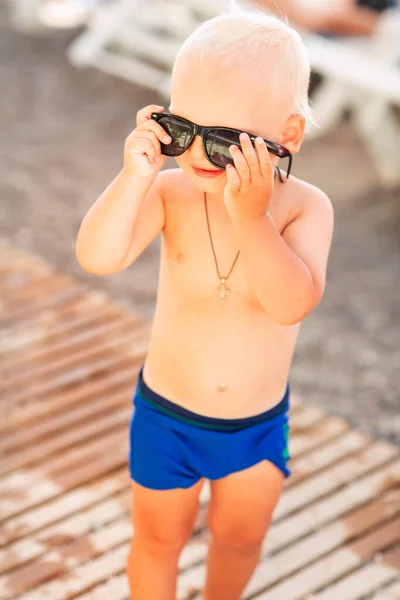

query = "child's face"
[{"left": 169, "top": 54, "right": 296, "bottom": 196}]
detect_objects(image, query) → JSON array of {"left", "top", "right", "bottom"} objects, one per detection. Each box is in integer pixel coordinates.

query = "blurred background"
[{"left": 1, "top": 0, "right": 399, "bottom": 445}]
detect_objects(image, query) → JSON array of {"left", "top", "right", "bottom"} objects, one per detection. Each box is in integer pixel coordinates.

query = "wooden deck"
[{"left": 0, "top": 239, "right": 399, "bottom": 600}]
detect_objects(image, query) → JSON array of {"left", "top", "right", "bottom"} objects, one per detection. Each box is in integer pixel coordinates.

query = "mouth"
[{"left": 191, "top": 166, "right": 224, "bottom": 178}]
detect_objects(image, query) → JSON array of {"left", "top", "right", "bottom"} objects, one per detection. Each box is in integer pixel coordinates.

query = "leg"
[
  {"left": 203, "top": 460, "right": 285, "bottom": 600},
  {"left": 127, "top": 478, "right": 204, "bottom": 600}
]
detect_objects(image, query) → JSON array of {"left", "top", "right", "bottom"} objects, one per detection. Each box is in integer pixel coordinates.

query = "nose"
[{"left": 187, "top": 134, "right": 206, "bottom": 160}]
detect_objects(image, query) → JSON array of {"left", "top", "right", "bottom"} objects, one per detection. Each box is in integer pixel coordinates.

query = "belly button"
[{"left": 217, "top": 383, "right": 227, "bottom": 392}]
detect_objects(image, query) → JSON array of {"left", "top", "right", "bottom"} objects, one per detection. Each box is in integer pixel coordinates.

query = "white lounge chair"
[
  {"left": 9, "top": 1, "right": 400, "bottom": 186},
  {"left": 301, "top": 8, "right": 400, "bottom": 187},
  {"left": 6, "top": 0, "right": 43, "bottom": 31},
  {"left": 6, "top": 0, "right": 95, "bottom": 30},
  {"left": 67, "top": 0, "right": 221, "bottom": 97},
  {"left": 65, "top": 0, "right": 400, "bottom": 187}
]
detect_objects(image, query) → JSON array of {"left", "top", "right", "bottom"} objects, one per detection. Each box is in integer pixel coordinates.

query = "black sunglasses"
[{"left": 151, "top": 112, "right": 292, "bottom": 177}]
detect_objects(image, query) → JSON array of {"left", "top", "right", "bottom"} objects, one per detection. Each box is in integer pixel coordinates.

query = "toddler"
[{"left": 76, "top": 5, "right": 334, "bottom": 599}]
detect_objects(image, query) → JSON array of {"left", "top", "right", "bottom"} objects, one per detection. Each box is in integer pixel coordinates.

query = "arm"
[
  {"left": 224, "top": 132, "right": 334, "bottom": 325},
  {"left": 231, "top": 188, "right": 334, "bottom": 325},
  {"left": 76, "top": 103, "right": 171, "bottom": 275},
  {"left": 76, "top": 169, "right": 165, "bottom": 275}
]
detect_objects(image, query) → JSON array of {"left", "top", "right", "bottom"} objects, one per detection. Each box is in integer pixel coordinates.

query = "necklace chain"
[
  {"left": 203, "top": 167, "right": 282, "bottom": 300},
  {"left": 204, "top": 192, "right": 240, "bottom": 292}
]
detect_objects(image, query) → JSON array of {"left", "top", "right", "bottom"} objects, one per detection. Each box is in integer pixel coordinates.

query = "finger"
[
  {"left": 229, "top": 144, "right": 250, "bottom": 186},
  {"left": 136, "top": 104, "right": 164, "bottom": 126},
  {"left": 239, "top": 133, "right": 260, "bottom": 179},
  {"left": 225, "top": 163, "right": 241, "bottom": 194},
  {"left": 132, "top": 130, "right": 163, "bottom": 157},
  {"left": 135, "top": 119, "right": 172, "bottom": 145},
  {"left": 129, "top": 137, "right": 157, "bottom": 162},
  {"left": 255, "top": 137, "right": 274, "bottom": 179}
]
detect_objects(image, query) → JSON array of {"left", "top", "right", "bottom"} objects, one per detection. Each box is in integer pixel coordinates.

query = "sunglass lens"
[
  {"left": 158, "top": 116, "right": 193, "bottom": 156},
  {"left": 205, "top": 129, "right": 241, "bottom": 169}
]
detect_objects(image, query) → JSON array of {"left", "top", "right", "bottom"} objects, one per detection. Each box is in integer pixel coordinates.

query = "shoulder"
[
  {"left": 157, "top": 167, "right": 191, "bottom": 194},
  {"left": 154, "top": 167, "right": 194, "bottom": 206},
  {"left": 280, "top": 174, "right": 334, "bottom": 231},
  {"left": 283, "top": 173, "right": 332, "bottom": 208}
]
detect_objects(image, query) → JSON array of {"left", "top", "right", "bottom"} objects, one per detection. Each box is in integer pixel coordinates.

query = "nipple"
[{"left": 217, "top": 383, "right": 227, "bottom": 392}]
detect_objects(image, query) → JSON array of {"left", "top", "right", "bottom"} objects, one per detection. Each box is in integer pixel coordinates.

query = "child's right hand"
[{"left": 123, "top": 104, "right": 171, "bottom": 178}]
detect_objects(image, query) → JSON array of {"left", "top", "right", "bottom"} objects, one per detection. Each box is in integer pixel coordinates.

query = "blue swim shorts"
[{"left": 128, "top": 365, "right": 291, "bottom": 490}]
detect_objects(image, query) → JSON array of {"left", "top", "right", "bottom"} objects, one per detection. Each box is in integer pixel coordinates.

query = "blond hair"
[{"left": 174, "top": 1, "right": 317, "bottom": 131}]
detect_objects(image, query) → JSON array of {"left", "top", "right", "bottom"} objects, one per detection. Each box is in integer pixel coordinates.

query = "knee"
[
  {"left": 132, "top": 517, "right": 193, "bottom": 560},
  {"left": 207, "top": 512, "right": 268, "bottom": 555}
]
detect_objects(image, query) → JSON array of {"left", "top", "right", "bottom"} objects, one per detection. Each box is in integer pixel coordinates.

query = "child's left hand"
[{"left": 224, "top": 132, "right": 275, "bottom": 221}]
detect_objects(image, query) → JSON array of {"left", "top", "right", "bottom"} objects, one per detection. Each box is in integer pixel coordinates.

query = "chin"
[
  {"left": 193, "top": 179, "right": 226, "bottom": 194},
  {"left": 187, "top": 169, "right": 227, "bottom": 194},
  {"left": 176, "top": 160, "right": 227, "bottom": 194}
]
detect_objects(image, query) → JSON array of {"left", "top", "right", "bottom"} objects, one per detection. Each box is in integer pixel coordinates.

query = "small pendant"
[{"left": 218, "top": 278, "right": 230, "bottom": 301}]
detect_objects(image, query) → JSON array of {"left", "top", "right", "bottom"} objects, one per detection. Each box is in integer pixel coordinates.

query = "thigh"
[
  {"left": 132, "top": 478, "right": 205, "bottom": 547},
  {"left": 207, "top": 461, "right": 285, "bottom": 546}
]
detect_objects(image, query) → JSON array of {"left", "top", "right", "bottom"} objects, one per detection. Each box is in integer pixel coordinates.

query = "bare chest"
[{"left": 161, "top": 189, "right": 289, "bottom": 308}]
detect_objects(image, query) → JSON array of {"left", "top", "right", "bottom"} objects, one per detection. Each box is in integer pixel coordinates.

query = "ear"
[{"left": 278, "top": 113, "right": 306, "bottom": 155}]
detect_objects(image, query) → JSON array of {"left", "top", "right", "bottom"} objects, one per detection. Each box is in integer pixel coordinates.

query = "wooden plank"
[
  {"left": 0, "top": 469, "right": 129, "bottom": 547},
  {"left": 0, "top": 247, "right": 51, "bottom": 271},
  {"left": 179, "top": 488, "right": 400, "bottom": 599},
  {"left": 268, "top": 460, "right": 400, "bottom": 554},
  {"left": 0, "top": 482, "right": 209, "bottom": 576},
  {"left": 288, "top": 404, "right": 325, "bottom": 430},
  {"left": 0, "top": 244, "right": 53, "bottom": 270},
  {"left": 176, "top": 461, "right": 400, "bottom": 597},
  {"left": 287, "top": 429, "right": 370, "bottom": 483},
  {"left": 2, "top": 323, "right": 147, "bottom": 396},
  {"left": 1, "top": 324, "right": 148, "bottom": 404},
  {"left": 0, "top": 290, "right": 115, "bottom": 356},
  {"left": 0, "top": 437, "right": 128, "bottom": 522},
  {"left": 1, "top": 404, "right": 335, "bottom": 521},
  {"left": 0, "top": 291, "right": 123, "bottom": 358},
  {"left": 311, "top": 546, "right": 400, "bottom": 600},
  {"left": 0, "top": 489, "right": 131, "bottom": 573},
  {"left": 192, "top": 410, "right": 350, "bottom": 508},
  {"left": 274, "top": 441, "right": 398, "bottom": 520},
  {"left": 0, "top": 262, "right": 51, "bottom": 285},
  {"left": 2, "top": 344, "right": 147, "bottom": 412},
  {"left": 1, "top": 274, "right": 66, "bottom": 302},
  {"left": 77, "top": 574, "right": 129, "bottom": 600},
  {"left": 253, "top": 518, "right": 400, "bottom": 599},
  {"left": 1, "top": 366, "right": 140, "bottom": 432},
  {"left": 0, "top": 246, "right": 52, "bottom": 291},
  {"left": 1, "top": 243, "right": 398, "bottom": 600},
  {"left": 2, "top": 306, "right": 145, "bottom": 380},
  {"left": 287, "top": 392, "right": 301, "bottom": 410},
  {"left": 371, "top": 579, "right": 400, "bottom": 599},
  {"left": 0, "top": 291, "right": 94, "bottom": 361},
  {"left": 289, "top": 415, "right": 350, "bottom": 459},
  {"left": 244, "top": 497, "right": 400, "bottom": 598},
  {"left": 0, "top": 406, "right": 132, "bottom": 476},
  {"left": 192, "top": 427, "right": 369, "bottom": 540},
  {"left": 1, "top": 273, "right": 74, "bottom": 305},
  {"left": 0, "top": 384, "right": 135, "bottom": 457},
  {"left": 0, "top": 518, "right": 132, "bottom": 598},
  {"left": 14, "top": 543, "right": 129, "bottom": 600},
  {"left": 1, "top": 311, "right": 129, "bottom": 376},
  {"left": 2, "top": 426, "right": 125, "bottom": 484},
  {"left": 0, "top": 270, "right": 51, "bottom": 294},
  {"left": 0, "top": 286, "right": 88, "bottom": 327}
]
